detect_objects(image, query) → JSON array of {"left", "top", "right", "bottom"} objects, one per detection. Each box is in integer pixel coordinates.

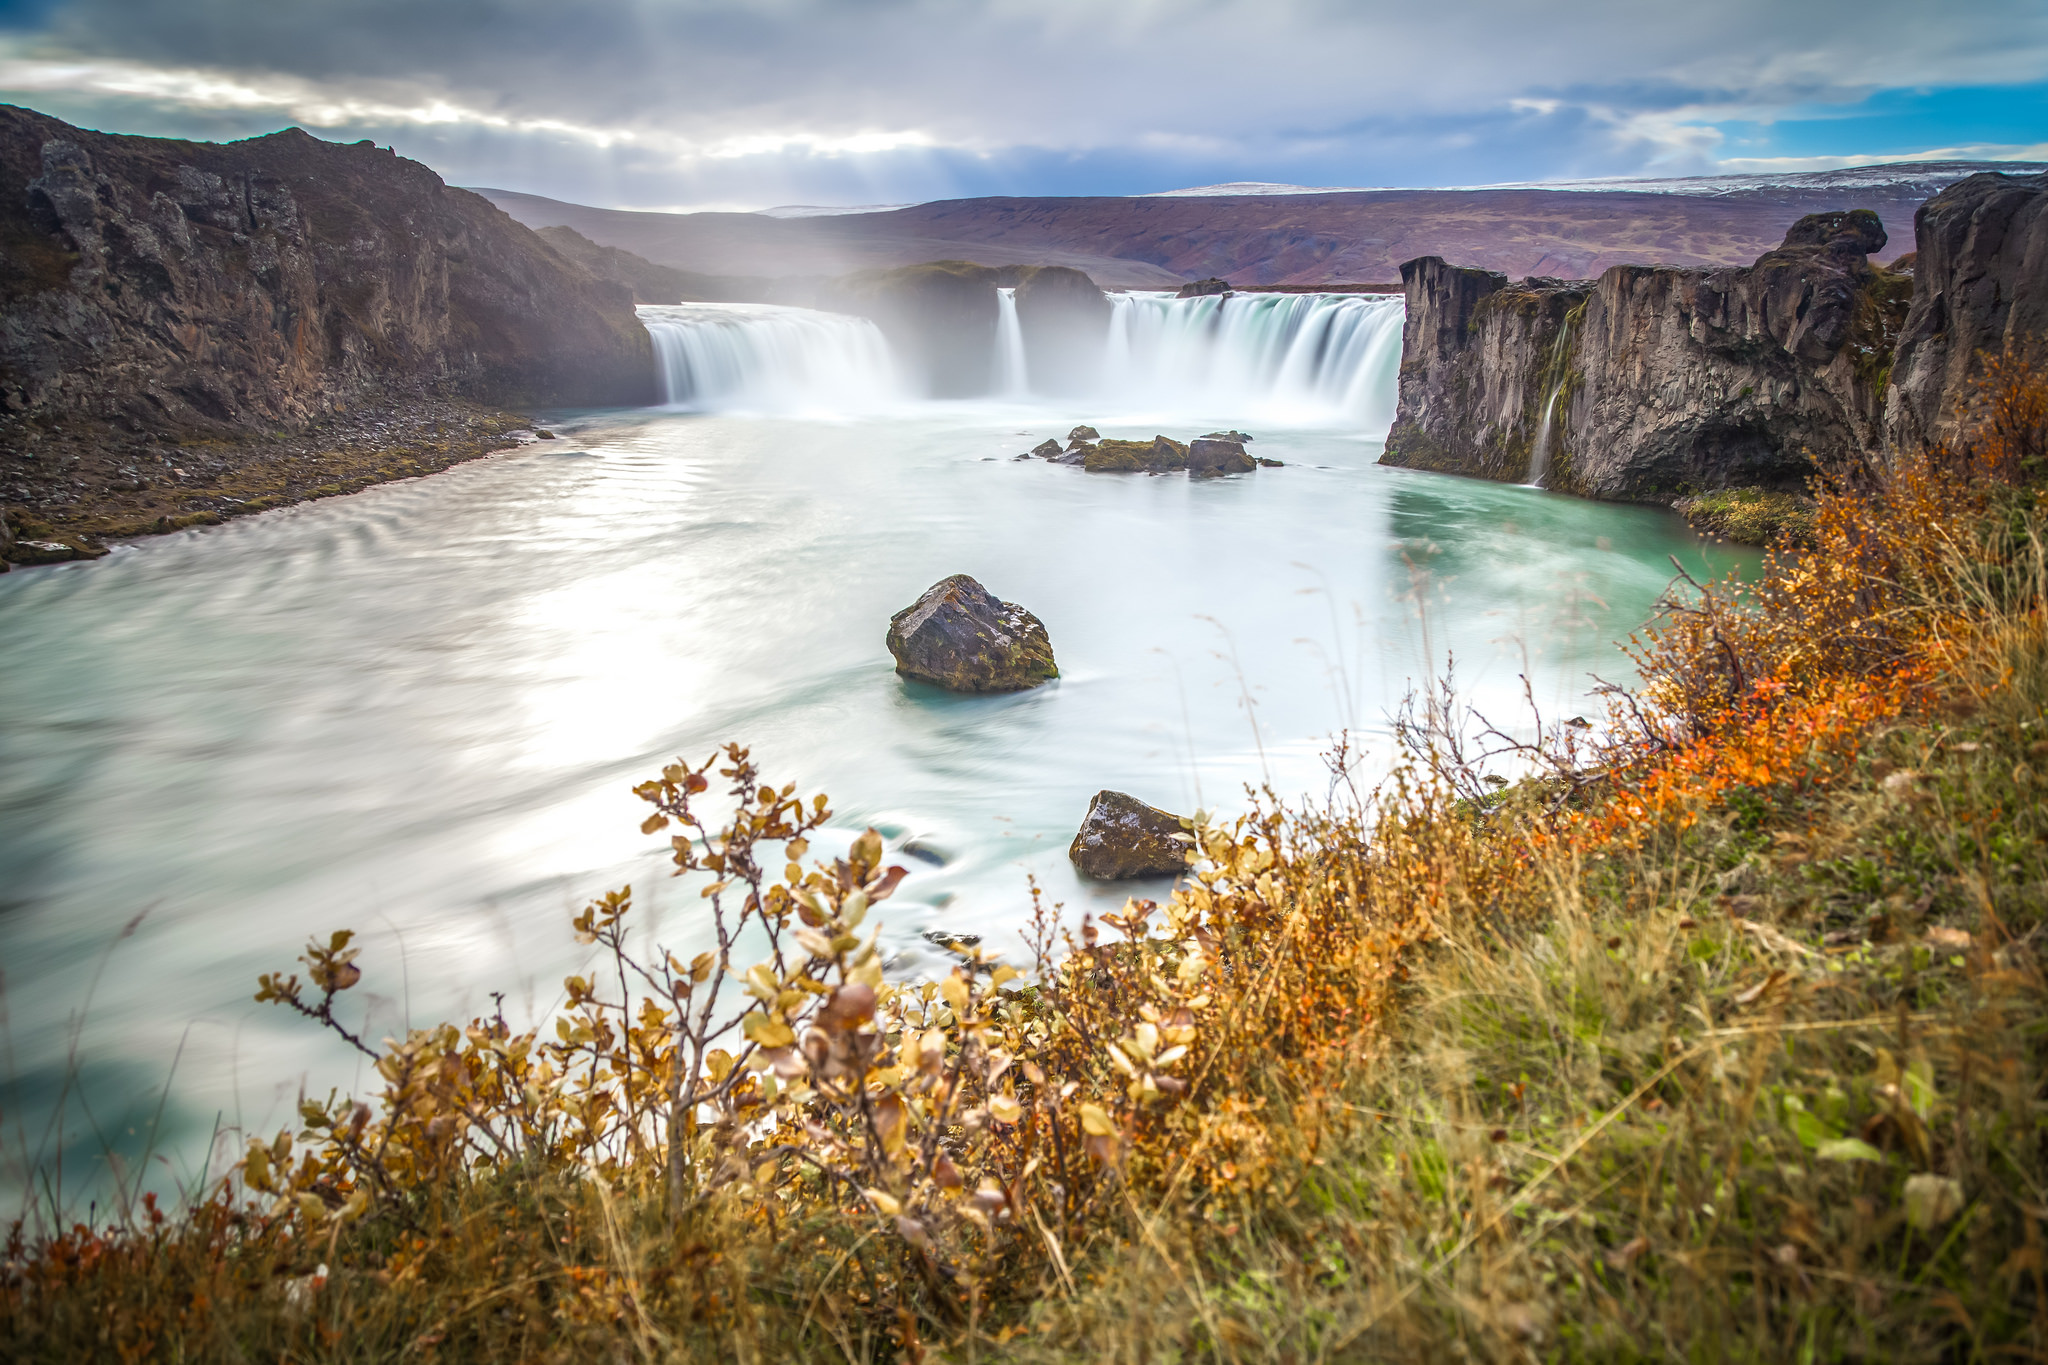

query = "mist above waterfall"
[{"left": 639, "top": 289, "right": 1406, "bottom": 431}]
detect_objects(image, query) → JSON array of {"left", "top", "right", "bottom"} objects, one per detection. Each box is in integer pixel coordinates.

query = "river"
[{"left": 0, "top": 293, "right": 1753, "bottom": 1207}]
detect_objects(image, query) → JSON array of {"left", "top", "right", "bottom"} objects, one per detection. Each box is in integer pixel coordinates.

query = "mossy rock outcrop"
[
  {"left": 1083, "top": 436, "right": 1187, "bottom": 473},
  {"left": 886, "top": 574, "right": 1058, "bottom": 693},
  {"left": 1069, "top": 790, "right": 1194, "bottom": 880}
]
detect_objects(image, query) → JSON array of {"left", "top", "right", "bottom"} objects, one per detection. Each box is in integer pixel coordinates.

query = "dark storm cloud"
[{"left": 2, "top": 0, "right": 2044, "bottom": 205}]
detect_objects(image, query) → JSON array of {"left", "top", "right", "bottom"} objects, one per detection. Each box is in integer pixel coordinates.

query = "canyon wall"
[
  {"left": 1383, "top": 210, "right": 1909, "bottom": 500},
  {"left": 1384, "top": 170, "right": 2048, "bottom": 502},
  {"left": 0, "top": 106, "right": 654, "bottom": 439},
  {"left": 1885, "top": 172, "right": 2048, "bottom": 451}
]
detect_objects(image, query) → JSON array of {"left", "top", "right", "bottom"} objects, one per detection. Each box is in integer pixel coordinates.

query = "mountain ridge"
[{"left": 470, "top": 160, "right": 2042, "bottom": 289}]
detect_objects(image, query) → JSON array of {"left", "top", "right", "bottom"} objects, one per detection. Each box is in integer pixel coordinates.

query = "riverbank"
[
  {"left": 3, "top": 358, "right": 2041, "bottom": 1360},
  {"left": 1, "top": 396, "right": 540, "bottom": 562}
]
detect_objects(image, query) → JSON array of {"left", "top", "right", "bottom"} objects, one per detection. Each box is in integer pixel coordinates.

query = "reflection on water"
[{"left": 0, "top": 407, "right": 1755, "bottom": 1205}]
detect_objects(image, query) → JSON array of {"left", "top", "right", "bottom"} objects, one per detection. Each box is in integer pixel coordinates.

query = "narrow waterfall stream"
[
  {"left": 1525, "top": 306, "right": 1583, "bottom": 488},
  {"left": 994, "top": 287, "right": 1029, "bottom": 397}
]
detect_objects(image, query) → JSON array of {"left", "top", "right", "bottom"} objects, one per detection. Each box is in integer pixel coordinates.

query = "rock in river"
[
  {"left": 1030, "top": 438, "right": 1063, "bottom": 458},
  {"left": 1084, "top": 435, "right": 1187, "bottom": 473},
  {"left": 886, "top": 574, "right": 1059, "bottom": 693},
  {"left": 1069, "top": 790, "right": 1195, "bottom": 880},
  {"left": 1188, "top": 437, "right": 1256, "bottom": 477}
]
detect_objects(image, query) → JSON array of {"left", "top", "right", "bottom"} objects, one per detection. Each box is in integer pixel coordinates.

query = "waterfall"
[
  {"left": 635, "top": 292, "right": 1405, "bottom": 431},
  {"left": 640, "top": 303, "right": 905, "bottom": 413},
  {"left": 1102, "top": 291, "right": 1406, "bottom": 431},
  {"left": 1528, "top": 391, "right": 1560, "bottom": 489},
  {"left": 993, "top": 287, "right": 1029, "bottom": 397},
  {"left": 1524, "top": 305, "right": 1582, "bottom": 487}
]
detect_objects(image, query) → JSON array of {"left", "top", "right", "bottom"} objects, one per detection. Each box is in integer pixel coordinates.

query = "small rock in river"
[
  {"left": 900, "top": 838, "right": 950, "bottom": 866},
  {"left": 1188, "top": 437, "right": 1256, "bottom": 477},
  {"left": 1069, "top": 790, "right": 1195, "bottom": 880},
  {"left": 886, "top": 574, "right": 1059, "bottom": 693}
]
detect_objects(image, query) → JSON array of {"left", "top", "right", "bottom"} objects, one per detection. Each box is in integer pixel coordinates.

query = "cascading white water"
[
  {"left": 1528, "top": 390, "right": 1560, "bottom": 489},
  {"left": 994, "top": 287, "right": 1029, "bottom": 397},
  {"left": 1104, "top": 292, "right": 1406, "bottom": 431},
  {"left": 641, "top": 302, "right": 904, "bottom": 413},
  {"left": 635, "top": 292, "right": 1405, "bottom": 432}
]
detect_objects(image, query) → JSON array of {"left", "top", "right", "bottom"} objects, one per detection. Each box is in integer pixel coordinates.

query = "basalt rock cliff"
[
  {"left": 1382, "top": 210, "right": 1910, "bottom": 500},
  {"left": 1885, "top": 171, "right": 2048, "bottom": 452},
  {"left": 0, "top": 105, "right": 653, "bottom": 550}
]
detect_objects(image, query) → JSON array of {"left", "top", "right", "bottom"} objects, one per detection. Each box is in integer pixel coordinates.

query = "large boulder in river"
[
  {"left": 887, "top": 575, "right": 1059, "bottom": 693},
  {"left": 1069, "top": 791, "right": 1195, "bottom": 880},
  {"left": 1188, "top": 437, "right": 1256, "bottom": 477}
]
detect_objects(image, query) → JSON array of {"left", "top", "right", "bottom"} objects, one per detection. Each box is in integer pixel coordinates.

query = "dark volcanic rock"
[
  {"left": 1382, "top": 210, "right": 1913, "bottom": 501},
  {"left": 1188, "top": 438, "right": 1255, "bottom": 477},
  {"left": 1030, "top": 438, "right": 1063, "bottom": 458},
  {"left": 1885, "top": 172, "right": 2048, "bottom": 453},
  {"left": 1069, "top": 790, "right": 1194, "bottom": 880},
  {"left": 1067, "top": 425, "right": 1100, "bottom": 443},
  {"left": 1177, "top": 277, "right": 1232, "bottom": 298},
  {"left": 1201, "top": 429, "right": 1254, "bottom": 442},
  {"left": 0, "top": 108, "right": 653, "bottom": 432},
  {"left": 886, "top": 574, "right": 1058, "bottom": 693}
]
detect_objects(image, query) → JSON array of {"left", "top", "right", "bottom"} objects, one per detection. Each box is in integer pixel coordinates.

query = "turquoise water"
[{"left": 0, "top": 402, "right": 1753, "bottom": 1206}]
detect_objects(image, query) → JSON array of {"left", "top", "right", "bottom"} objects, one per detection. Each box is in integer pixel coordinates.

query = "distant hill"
[{"left": 471, "top": 162, "right": 2044, "bottom": 289}]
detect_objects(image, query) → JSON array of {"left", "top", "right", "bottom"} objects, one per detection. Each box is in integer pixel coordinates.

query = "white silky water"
[
  {"left": 0, "top": 300, "right": 1754, "bottom": 1208},
  {"left": 1106, "top": 291, "right": 1404, "bottom": 426},
  {"left": 644, "top": 302, "right": 903, "bottom": 413},
  {"left": 994, "top": 287, "right": 1029, "bottom": 397}
]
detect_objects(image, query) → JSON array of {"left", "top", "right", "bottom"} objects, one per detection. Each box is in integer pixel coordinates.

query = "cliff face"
[
  {"left": 1383, "top": 211, "right": 1911, "bottom": 501},
  {"left": 1885, "top": 172, "right": 2048, "bottom": 451},
  {"left": 1378, "top": 260, "right": 1589, "bottom": 483},
  {"left": 0, "top": 105, "right": 654, "bottom": 439}
]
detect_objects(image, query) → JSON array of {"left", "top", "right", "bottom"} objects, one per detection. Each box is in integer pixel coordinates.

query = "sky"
[{"left": 0, "top": 0, "right": 2043, "bottom": 212}]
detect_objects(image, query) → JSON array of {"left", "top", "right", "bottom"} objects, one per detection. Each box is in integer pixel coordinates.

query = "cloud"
[{"left": 1, "top": 0, "right": 2044, "bottom": 206}]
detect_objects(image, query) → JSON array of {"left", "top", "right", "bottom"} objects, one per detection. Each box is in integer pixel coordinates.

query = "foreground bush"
[{"left": 5, "top": 361, "right": 2046, "bottom": 1361}]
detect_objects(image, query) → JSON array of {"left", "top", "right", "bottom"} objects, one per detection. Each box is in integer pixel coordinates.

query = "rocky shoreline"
[{"left": 0, "top": 393, "right": 544, "bottom": 565}]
